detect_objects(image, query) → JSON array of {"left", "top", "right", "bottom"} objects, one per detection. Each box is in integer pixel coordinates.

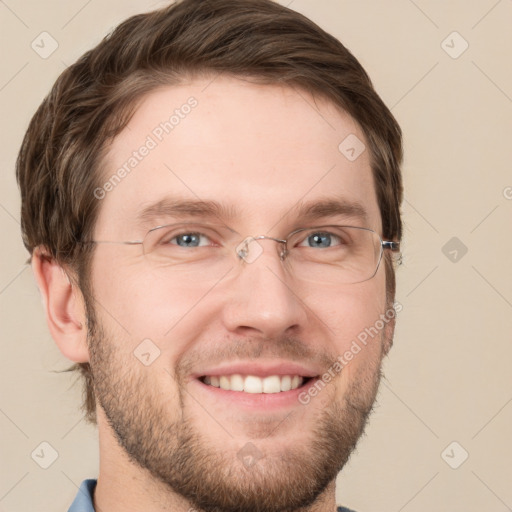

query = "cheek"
[
  {"left": 306, "top": 270, "right": 388, "bottom": 359},
  {"left": 90, "top": 252, "right": 208, "bottom": 344}
]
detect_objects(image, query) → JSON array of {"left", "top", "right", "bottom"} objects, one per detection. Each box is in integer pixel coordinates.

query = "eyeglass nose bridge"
[{"left": 236, "top": 235, "right": 289, "bottom": 263}]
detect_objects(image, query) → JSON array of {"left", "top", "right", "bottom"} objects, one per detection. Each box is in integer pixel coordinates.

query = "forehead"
[{"left": 95, "top": 75, "right": 381, "bottom": 237}]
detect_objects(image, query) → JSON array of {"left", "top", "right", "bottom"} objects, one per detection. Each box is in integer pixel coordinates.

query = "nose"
[{"left": 220, "top": 237, "right": 308, "bottom": 339}]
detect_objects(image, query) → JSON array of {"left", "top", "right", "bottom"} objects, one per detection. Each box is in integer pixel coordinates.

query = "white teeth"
[
  {"left": 262, "top": 375, "right": 281, "bottom": 393},
  {"left": 219, "top": 376, "right": 230, "bottom": 390},
  {"left": 202, "top": 374, "right": 306, "bottom": 393},
  {"left": 244, "top": 375, "right": 263, "bottom": 393},
  {"left": 230, "top": 374, "right": 244, "bottom": 391},
  {"left": 280, "top": 375, "right": 291, "bottom": 392}
]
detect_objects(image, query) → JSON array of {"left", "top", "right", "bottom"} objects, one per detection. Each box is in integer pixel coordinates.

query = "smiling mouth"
[{"left": 199, "top": 374, "right": 314, "bottom": 393}]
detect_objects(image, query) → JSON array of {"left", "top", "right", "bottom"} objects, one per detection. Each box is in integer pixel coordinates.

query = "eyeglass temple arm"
[
  {"left": 382, "top": 240, "right": 400, "bottom": 252},
  {"left": 82, "top": 240, "right": 143, "bottom": 245}
]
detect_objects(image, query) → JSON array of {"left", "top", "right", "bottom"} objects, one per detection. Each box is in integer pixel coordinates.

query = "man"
[{"left": 16, "top": 0, "right": 403, "bottom": 510}]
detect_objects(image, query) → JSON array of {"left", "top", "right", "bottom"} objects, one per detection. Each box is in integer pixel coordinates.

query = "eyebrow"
[
  {"left": 292, "top": 197, "right": 368, "bottom": 224},
  {"left": 136, "top": 196, "right": 368, "bottom": 226}
]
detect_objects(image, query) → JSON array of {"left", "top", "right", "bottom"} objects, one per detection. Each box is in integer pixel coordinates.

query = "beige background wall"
[{"left": 1, "top": 1, "right": 511, "bottom": 510}]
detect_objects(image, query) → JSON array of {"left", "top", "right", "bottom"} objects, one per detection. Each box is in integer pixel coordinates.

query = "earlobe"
[{"left": 31, "top": 247, "right": 89, "bottom": 363}]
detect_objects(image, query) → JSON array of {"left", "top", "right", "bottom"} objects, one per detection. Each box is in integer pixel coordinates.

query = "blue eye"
[
  {"left": 301, "top": 232, "right": 342, "bottom": 248},
  {"left": 171, "top": 232, "right": 210, "bottom": 247}
]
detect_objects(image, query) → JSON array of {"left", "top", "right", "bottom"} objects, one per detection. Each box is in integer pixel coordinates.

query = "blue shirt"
[
  {"left": 68, "top": 478, "right": 356, "bottom": 512},
  {"left": 68, "top": 479, "right": 96, "bottom": 512}
]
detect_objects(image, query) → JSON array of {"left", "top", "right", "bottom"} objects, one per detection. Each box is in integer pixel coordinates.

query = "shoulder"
[{"left": 337, "top": 507, "right": 357, "bottom": 512}]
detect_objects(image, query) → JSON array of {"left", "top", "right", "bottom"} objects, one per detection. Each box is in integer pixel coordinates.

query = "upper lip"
[{"left": 189, "top": 360, "right": 322, "bottom": 381}]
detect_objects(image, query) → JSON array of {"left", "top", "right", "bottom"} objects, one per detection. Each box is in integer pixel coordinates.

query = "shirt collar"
[{"left": 68, "top": 479, "right": 96, "bottom": 512}]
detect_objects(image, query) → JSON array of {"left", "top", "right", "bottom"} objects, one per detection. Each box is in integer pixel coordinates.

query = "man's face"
[{"left": 86, "top": 76, "right": 393, "bottom": 511}]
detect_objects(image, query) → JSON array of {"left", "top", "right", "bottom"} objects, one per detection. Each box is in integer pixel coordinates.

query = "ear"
[{"left": 32, "top": 247, "right": 89, "bottom": 363}]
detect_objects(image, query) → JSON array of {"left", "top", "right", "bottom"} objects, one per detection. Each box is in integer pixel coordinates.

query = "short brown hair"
[{"left": 16, "top": 0, "right": 403, "bottom": 425}]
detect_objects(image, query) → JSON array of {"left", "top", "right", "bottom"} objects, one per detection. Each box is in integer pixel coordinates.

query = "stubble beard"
[{"left": 85, "top": 295, "right": 385, "bottom": 512}]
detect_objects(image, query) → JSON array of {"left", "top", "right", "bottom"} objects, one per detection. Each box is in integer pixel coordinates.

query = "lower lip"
[{"left": 189, "top": 378, "right": 319, "bottom": 411}]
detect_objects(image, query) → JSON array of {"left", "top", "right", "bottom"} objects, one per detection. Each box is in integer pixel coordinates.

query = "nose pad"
[{"left": 235, "top": 235, "right": 287, "bottom": 264}]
